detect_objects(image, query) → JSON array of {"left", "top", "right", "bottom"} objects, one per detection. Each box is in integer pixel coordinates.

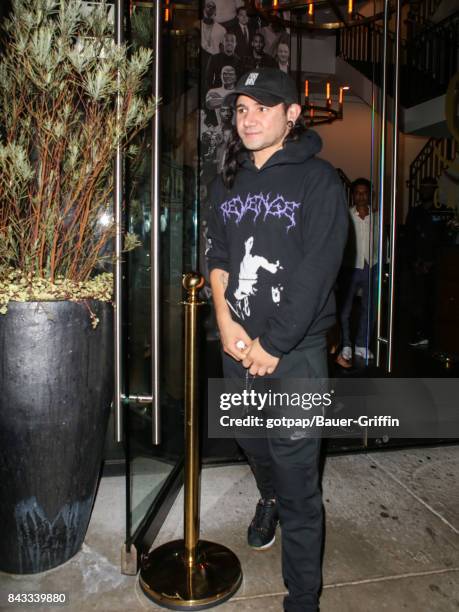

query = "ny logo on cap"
[{"left": 245, "top": 73, "right": 259, "bottom": 86}]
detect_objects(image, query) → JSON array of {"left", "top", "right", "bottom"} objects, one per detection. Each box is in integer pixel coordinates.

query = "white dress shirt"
[
  {"left": 201, "top": 21, "right": 226, "bottom": 55},
  {"left": 348, "top": 207, "right": 378, "bottom": 269}
]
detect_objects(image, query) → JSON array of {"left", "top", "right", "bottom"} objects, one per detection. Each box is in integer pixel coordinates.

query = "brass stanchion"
[{"left": 140, "top": 272, "right": 242, "bottom": 610}]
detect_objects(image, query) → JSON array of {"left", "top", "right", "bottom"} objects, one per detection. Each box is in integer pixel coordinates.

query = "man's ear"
[{"left": 287, "top": 103, "right": 302, "bottom": 124}]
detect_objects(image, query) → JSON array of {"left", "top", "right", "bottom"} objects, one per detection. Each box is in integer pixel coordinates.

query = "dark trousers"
[
  {"left": 222, "top": 335, "right": 327, "bottom": 612},
  {"left": 339, "top": 263, "right": 377, "bottom": 348},
  {"left": 411, "top": 269, "right": 435, "bottom": 339}
]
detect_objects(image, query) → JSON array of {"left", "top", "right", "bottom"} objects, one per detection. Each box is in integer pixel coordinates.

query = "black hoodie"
[{"left": 206, "top": 130, "right": 348, "bottom": 358}]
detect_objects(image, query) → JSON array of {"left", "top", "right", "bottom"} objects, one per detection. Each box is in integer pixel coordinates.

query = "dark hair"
[
  {"left": 236, "top": 6, "right": 247, "bottom": 14},
  {"left": 351, "top": 177, "right": 371, "bottom": 192},
  {"left": 221, "top": 104, "right": 307, "bottom": 190}
]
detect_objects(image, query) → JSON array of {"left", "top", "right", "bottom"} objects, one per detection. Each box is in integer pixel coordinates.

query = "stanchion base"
[{"left": 139, "top": 539, "right": 242, "bottom": 610}]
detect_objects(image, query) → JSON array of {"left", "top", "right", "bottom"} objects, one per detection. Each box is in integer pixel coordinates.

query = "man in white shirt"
[
  {"left": 337, "top": 178, "right": 378, "bottom": 366},
  {"left": 201, "top": 0, "right": 226, "bottom": 57}
]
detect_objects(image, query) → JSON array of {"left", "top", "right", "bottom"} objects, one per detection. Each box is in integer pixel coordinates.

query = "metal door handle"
[
  {"left": 387, "top": 0, "right": 402, "bottom": 373},
  {"left": 114, "top": 0, "right": 125, "bottom": 443},
  {"left": 150, "top": 0, "right": 162, "bottom": 445},
  {"left": 375, "top": 0, "right": 389, "bottom": 369},
  {"left": 114, "top": 0, "right": 162, "bottom": 445},
  {"left": 376, "top": 0, "right": 401, "bottom": 373}
]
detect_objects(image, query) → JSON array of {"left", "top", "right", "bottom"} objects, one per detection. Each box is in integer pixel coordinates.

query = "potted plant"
[{"left": 0, "top": 0, "right": 155, "bottom": 574}]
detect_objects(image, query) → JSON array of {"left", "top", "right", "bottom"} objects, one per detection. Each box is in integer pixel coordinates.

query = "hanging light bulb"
[
  {"left": 272, "top": 0, "right": 279, "bottom": 8},
  {"left": 301, "top": 82, "right": 348, "bottom": 126},
  {"left": 339, "top": 86, "right": 350, "bottom": 117},
  {"left": 348, "top": 0, "right": 354, "bottom": 16},
  {"left": 165, "top": 0, "right": 171, "bottom": 23}
]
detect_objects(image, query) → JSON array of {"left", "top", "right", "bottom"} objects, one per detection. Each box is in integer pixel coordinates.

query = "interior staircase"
[
  {"left": 336, "top": 8, "right": 458, "bottom": 108},
  {"left": 408, "top": 137, "right": 458, "bottom": 207}
]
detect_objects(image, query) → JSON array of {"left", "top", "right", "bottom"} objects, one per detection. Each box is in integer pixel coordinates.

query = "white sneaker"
[
  {"left": 341, "top": 346, "right": 352, "bottom": 360},
  {"left": 355, "top": 346, "right": 374, "bottom": 360}
]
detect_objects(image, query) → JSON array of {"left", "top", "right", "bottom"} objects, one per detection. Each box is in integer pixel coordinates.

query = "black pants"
[
  {"left": 222, "top": 335, "right": 327, "bottom": 612},
  {"left": 411, "top": 268, "right": 435, "bottom": 340}
]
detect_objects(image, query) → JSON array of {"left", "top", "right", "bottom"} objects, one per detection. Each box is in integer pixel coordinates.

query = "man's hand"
[
  {"left": 218, "top": 316, "right": 253, "bottom": 362},
  {"left": 242, "top": 338, "right": 279, "bottom": 376}
]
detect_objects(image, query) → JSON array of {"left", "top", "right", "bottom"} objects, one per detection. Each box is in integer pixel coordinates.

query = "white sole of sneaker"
[{"left": 250, "top": 535, "right": 276, "bottom": 550}]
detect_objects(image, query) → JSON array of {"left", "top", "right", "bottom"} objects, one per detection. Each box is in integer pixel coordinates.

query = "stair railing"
[
  {"left": 404, "top": 11, "right": 459, "bottom": 102},
  {"left": 406, "top": 0, "right": 445, "bottom": 38},
  {"left": 337, "top": 10, "right": 459, "bottom": 107},
  {"left": 408, "top": 137, "right": 458, "bottom": 208},
  {"left": 336, "top": 168, "right": 353, "bottom": 207}
]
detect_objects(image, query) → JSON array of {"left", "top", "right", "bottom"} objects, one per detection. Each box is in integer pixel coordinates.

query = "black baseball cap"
[{"left": 223, "top": 68, "right": 299, "bottom": 108}]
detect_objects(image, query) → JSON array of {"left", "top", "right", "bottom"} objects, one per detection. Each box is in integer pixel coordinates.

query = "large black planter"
[{"left": 0, "top": 300, "right": 113, "bottom": 574}]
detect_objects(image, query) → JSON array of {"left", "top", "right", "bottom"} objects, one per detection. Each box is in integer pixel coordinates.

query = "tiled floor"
[{"left": 1, "top": 446, "right": 459, "bottom": 611}]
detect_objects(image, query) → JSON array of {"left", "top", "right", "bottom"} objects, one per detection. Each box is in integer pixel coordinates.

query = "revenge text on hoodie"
[{"left": 206, "top": 130, "right": 349, "bottom": 358}]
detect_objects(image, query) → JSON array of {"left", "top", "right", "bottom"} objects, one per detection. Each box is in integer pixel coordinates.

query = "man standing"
[
  {"left": 405, "top": 176, "right": 442, "bottom": 348},
  {"left": 206, "top": 32, "right": 241, "bottom": 90},
  {"left": 206, "top": 68, "right": 348, "bottom": 612},
  {"left": 200, "top": 0, "right": 226, "bottom": 59},
  {"left": 336, "top": 178, "right": 378, "bottom": 367},
  {"left": 230, "top": 7, "right": 254, "bottom": 59},
  {"left": 241, "top": 32, "right": 277, "bottom": 72}
]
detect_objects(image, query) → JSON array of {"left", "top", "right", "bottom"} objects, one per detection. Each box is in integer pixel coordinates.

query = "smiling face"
[
  {"left": 221, "top": 65, "right": 236, "bottom": 87},
  {"left": 277, "top": 43, "right": 289, "bottom": 64},
  {"left": 236, "top": 95, "right": 293, "bottom": 168},
  {"left": 252, "top": 34, "right": 265, "bottom": 55},
  {"left": 223, "top": 34, "right": 236, "bottom": 55}
]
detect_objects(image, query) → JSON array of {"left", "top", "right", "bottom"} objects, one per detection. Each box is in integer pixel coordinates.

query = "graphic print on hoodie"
[
  {"left": 206, "top": 130, "right": 349, "bottom": 358},
  {"left": 230, "top": 235, "right": 282, "bottom": 321}
]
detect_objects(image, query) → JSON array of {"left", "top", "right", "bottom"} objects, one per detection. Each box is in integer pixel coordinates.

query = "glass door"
[
  {"left": 366, "top": 0, "right": 459, "bottom": 379},
  {"left": 122, "top": 0, "right": 200, "bottom": 565},
  {"left": 348, "top": 0, "right": 459, "bottom": 452}
]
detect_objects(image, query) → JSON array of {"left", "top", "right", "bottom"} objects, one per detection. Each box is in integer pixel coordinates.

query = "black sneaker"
[{"left": 247, "top": 498, "right": 278, "bottom": 550}]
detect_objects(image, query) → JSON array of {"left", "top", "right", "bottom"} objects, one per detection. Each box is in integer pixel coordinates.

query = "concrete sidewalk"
[{"left": 1, "top": 446, "right": 458, "bottom": 611}]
